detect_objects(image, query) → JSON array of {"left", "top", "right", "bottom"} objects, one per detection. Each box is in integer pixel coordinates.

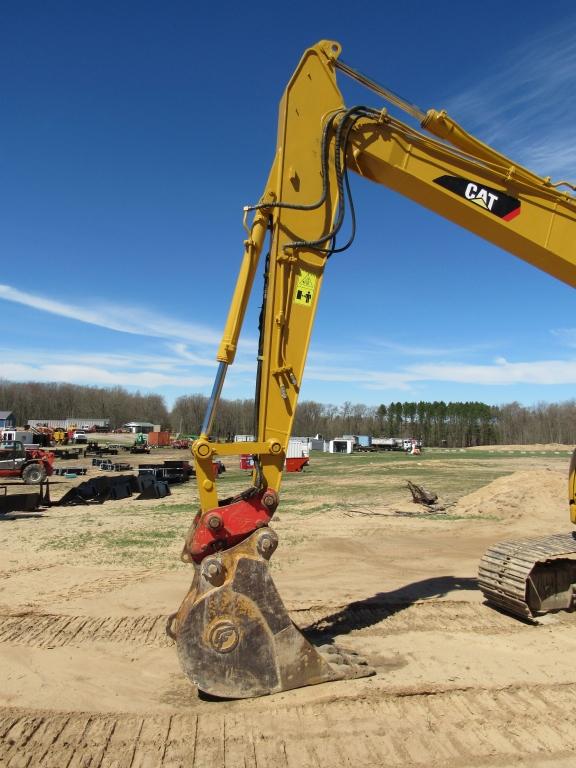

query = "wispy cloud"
[
  {"left": 0, "top": 284, "right": 223, "bottom": 345},
  {"left": 445, "top": 17, "right": 576, "bottom": 179},
  {"left": 551, "top": 328, "right": 576, "bottom": 348},
  {"left": 367, "top": 339, "right": 497, "bottom": 357},
  {"left": 0, "top": 345, "right": 254, "bottom": 395},
  {"left": 307, "top": 356, "right": 576, "bottom": 391},
  {"left": 408, "top": 358, "right": 576, "bottom": 386},
  {"left": 307, "top": 365, "right": 414, "bottom": 389},
  {"left": 169, "top": 342, "right": 257, "bottom": 367},
  {"left": 3, "top": 286, "right": 575, "bottom": 399},
  {"left": 307, "top": 339, "right": 497, "bottom": 367},
  {"left": 0, "top": 361, "right": 215, "bottom": 389},
  {"left": 3, "top": 339, "right": 576, "bottom": 397},
  {"left": 1, "top": 347, "right": 189, "bottom": 372}
]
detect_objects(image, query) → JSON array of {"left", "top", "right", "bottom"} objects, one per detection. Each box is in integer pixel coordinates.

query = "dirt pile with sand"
[{"left": 453, "top": 468, "right": 567, "bottom": 528}]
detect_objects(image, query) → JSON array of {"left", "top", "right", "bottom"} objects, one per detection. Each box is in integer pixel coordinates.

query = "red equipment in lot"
[
  {"left": 240, "top": 454, "right": 254, "bottom": 471},
  {"left": 241, "top": 453, "right": 309, "bottom": 472},
  {"left": 285, "top": 456, "right": 309, "bottom": 472},
  {"left": 171, "top": 439, "right": 190, "bottom": 449},
  {"left": 0, "top": 441, "right": 55, "bottom": 484}
]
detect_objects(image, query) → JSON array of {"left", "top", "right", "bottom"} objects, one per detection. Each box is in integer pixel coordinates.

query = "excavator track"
[{"left": 478, "top": 532, "right": 576, "bottom": 620}]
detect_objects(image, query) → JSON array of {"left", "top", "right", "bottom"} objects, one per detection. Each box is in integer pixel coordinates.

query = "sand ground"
[{"left": 1, "top": 443, "right": 576, "bottom": 767}]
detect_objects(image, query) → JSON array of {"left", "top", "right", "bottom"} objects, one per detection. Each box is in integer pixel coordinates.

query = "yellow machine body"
[{"left": 172, "top": 41, "right": 576, "bottom": 698}]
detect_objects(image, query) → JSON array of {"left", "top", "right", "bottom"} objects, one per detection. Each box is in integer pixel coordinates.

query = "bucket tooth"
[{"left": 170, "top": 528, "right": 374, "bottom": 699}]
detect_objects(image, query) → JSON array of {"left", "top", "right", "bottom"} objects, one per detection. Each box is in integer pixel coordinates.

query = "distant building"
[
  {"left": 0, "top": 411, "right": 16, "bottom": 429},
  {"left": 293, "top": 435, "right": 327, "bottom": 451},
  {"left": 124, "top": 421, "right": 157, "bottom": 434},
  {"left": 328, "top": 438, "right": 355, "bottom": 454},
  {"left": 27, "top": 418, "right": 110, "bottom": 430}
]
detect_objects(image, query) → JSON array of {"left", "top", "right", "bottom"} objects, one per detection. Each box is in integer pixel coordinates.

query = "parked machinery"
[
  {"left": 130, "top": 433, "right": 151, "bottom": 454},
  {"left": 165, "top": 41, "right": 576, "bottom": 699},
  {"left": 52, "top": 428, "right": 67, "bottom": 445},
  {"left": 0, "top": 441, "right": 54, "bottom": 484}
]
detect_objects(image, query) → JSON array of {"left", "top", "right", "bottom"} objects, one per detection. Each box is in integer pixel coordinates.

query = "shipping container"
[{"left": 147, "top": 431, "right": 171, "bottom": 447}]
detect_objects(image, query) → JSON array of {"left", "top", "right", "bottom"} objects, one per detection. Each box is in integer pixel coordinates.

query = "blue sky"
[{"left": 2, "top": 1, "right": 576, "bottom": 410}]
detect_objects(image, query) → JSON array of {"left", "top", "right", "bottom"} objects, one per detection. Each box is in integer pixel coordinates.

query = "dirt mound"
[{"left": 453, "top": 469, "right": 566, "bottom": 524}]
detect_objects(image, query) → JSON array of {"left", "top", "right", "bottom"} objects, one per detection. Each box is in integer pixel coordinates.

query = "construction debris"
[
  {"left": 55, "top": 473, "right": 172, "bottom": 506},
  {"left": 137, "top": 461, "right": 194, "bottom": 484},
  {"left": 0, "top": 481, "right": 51, "bottom": 514},
  {"left": 405, "top": 480, "right": 445, "bottom": 512}
]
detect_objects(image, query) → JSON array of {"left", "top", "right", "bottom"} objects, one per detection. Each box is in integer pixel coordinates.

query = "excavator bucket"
[{"left": 169, "top": 528, "right": 374, "bottom": 699}]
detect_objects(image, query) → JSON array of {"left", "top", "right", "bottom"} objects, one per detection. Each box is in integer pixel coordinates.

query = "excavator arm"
[{"left": 170, "top": 41, "right": 576, "bottom": 698}]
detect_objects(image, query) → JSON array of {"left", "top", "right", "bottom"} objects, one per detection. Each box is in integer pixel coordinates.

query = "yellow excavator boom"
[{"left": 170, "top": 40, "right": 576, "bottom": 698}]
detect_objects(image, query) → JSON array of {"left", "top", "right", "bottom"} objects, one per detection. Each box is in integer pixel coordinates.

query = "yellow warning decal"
[{"left": 294, "top": 269, "right": 317, "bottom": 306}]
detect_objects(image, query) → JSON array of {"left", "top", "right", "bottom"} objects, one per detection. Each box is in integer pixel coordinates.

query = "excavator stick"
[
  {"left": 169, "top": 528, "right": 374, "bottom": 699},
  {"left": 478, "top": 532, "right": 576, "bottom": 620}
]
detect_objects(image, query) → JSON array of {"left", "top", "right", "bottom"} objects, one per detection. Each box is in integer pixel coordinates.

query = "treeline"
[
  {"left": 171, "top": 394, "right": 254, "bottom": 439},
  {"left": 0, "top": 380, "right": 169, "bottom": 429},
  {"left": 2, "top": 380, "right": 576, "bottom": 446},
  {"left": 291, "top": 400, "right": 499, "bottom": 447},
  {"left": 293, "top": 399, "right": 576, "bottom": 446},
  {"left": 172, "top": 394, "right": 576, "bottom": 447}
]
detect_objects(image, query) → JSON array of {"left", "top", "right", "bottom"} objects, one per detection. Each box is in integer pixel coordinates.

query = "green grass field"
[{"left": 29, "top": 447, "right": 571, "bottom": 567}]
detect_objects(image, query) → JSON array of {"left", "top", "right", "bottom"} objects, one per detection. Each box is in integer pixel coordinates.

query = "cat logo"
[
  {"left": 434, "top": 175, "right": 521, "bottom": 221},
  {"left": 464, "top": 183, "right": 499, "bottom": 211}
]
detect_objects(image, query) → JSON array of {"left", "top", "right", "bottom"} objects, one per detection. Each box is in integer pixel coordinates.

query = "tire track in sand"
[
  {"left": 10, "top": 567, "right": 167, "bottom": 611},
  {"left": 0, "top": 563, "right": 60, "bottom": 581},
  {"left": 0, "top": 600, "right": 531, "bottom": 649},
  {"left": 2, "top": 682, "right": 576, "bottom": 767},
  {"left": 0, "top": 613, "right": 172, "bottom": 648}
]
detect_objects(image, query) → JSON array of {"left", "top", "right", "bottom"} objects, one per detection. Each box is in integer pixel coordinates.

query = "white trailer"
[
  {"left": 328, "top": 438, "right": 355, "bottom": 454},
  {"left": 1, "top": 430, "right": 37, "bottom": 446},
  {"left": 371, "top": 437, "right": 403, "bottom": 451},
  {"left": 287, "top": 438, "right": 310, "bottom": 459}
]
